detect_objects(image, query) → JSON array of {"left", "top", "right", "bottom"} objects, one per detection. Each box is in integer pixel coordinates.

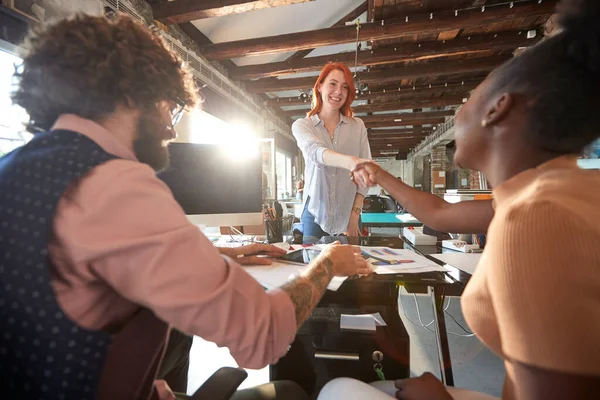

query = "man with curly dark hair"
[{"left": 0, "top": 12, "right": 370, "bottom": 400}]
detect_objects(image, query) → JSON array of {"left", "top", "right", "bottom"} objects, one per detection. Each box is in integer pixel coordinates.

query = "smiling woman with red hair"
[{"left": 292, "top": 62, "right": 372, "bottom": 243}]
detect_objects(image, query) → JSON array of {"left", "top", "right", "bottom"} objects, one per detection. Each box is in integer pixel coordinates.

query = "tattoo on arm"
[{"left": 281, "top": 256, "right": 334, "bottom": 328}]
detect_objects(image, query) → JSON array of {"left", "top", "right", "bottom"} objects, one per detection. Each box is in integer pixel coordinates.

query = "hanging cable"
[
  {"left": 353, "top": 20, "right": 364, "bottom": 95},
  {"left": 353, "top": 19, "right": 361, "bottom": 79}
]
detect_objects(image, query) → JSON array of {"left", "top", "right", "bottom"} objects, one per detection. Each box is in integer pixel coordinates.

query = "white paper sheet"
[
  {"left": 431, "top": 253, "right": 482, "bottom": 275},
  {"left": 372, "top": 264, "right": 446, "bottom": 274},
  {"left": 340, "top": 314, "right": 376, "bottom": 331},
  {"left": 242, "top": 261, "right": 348, "bottom": 291},
  {"left": 242, "top": 261, "right": 302, "bottom": 290},
  {"left": 340, "top": 312, "right": 388, "bottom": 331},
  {"left": 327, "top": 276, "right": 349, "bottom": 291},
  {"left": 371, "top": 312, "right": 387, "bottom": 327},
  {"left": 395, "top": 213, "right": 419, "bottom": 223},
  {"left": 361, "top": 247, "right": 445, "bottom": 274},
  {"left": 243, "top": 245, "right": 447, "bottom": 291}
]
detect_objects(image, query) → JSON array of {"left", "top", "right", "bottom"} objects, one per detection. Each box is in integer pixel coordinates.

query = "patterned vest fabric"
[{"left": 0, "top": 130, "right": 118, "bottom": 400}]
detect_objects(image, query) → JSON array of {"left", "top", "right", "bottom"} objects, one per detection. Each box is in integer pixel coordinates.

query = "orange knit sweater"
[{"left": 462, "top": 156, "right": 600, "bottom": 399}]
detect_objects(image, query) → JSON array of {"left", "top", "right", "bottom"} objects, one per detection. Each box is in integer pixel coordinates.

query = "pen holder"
[{"left": 265, "top": 219, "right": 283, "bottom": 243}]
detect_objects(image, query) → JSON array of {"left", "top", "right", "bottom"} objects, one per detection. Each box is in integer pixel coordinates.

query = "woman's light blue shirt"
[{"left": 292, "top": 113, "right": 372, "bottom": 235}]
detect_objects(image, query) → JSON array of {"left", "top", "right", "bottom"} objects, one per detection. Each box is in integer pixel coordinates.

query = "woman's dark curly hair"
[{"left": 12, "top": 13, "right": 198, "bottom": 132}]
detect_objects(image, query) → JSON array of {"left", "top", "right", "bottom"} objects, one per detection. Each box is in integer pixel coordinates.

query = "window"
[
  {"left": 275, "top": 150, "right": 292, "bottom": 200},
  {"left": 0, "top": 48, "right": 30, "bottom": 157}
]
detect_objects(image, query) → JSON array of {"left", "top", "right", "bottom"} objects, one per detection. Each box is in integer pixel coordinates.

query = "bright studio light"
[
  {"left": 223, "top": 123, "right": 259, "bottom": 161},
  {"left": 189, "top": 111, "right": 259, "bottom": 160}
]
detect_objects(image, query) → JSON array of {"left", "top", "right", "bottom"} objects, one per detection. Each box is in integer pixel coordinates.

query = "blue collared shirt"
[{"left": 292, "top": 113, "right": 371, "bottom": 235}]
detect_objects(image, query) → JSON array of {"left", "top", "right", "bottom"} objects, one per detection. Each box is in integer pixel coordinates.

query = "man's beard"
[{"left": 133, "top": 113, "right": 170, "bottom": 172}]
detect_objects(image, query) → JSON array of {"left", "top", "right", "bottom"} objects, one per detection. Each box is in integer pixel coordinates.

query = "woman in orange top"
[{"left": 324, "top": 0, "right": 600, "bottom": 399}]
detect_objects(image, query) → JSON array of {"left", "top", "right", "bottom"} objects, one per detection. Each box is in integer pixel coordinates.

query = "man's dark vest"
[{"left": 0, "top": 130, "right": 125, "bottom": 399}]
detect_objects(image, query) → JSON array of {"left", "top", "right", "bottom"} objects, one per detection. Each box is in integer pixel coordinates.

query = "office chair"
[{"left": 99, "top": 308, "right": 247, "bottom": 400}]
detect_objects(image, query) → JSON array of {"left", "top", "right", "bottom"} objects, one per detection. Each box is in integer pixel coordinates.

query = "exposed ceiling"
[{"left": 147, "top": 0, "right": 556, "bottom": 158}]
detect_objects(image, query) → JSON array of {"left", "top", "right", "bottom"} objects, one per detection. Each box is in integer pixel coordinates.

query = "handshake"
[{"left": 350, "top": 159, "right": 383, "bottom": 188}]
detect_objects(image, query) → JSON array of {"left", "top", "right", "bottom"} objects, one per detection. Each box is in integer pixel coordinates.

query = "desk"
[
  {"left": 281, "top": 200, "right": 304, "bottom": 218},
  {"left": 360, "top": 213, "right": 423, "bottom": 235},
  {"left": 271, "top": 236, "right": 470, "bottom": 394},
  {"left": 333, "top": 236, "right": 469, "bottom": 387}
]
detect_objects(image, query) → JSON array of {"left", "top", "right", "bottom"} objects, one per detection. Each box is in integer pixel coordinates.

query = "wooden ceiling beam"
[
  {"left": 154, "top": 0, "right": 314, "bottom": 25},
  {"left": 264, "top": 81, "right": 478, "bottom": 106},
  {"left": 283, "top": 110, "right": 452, "bottom": 121},
  {"left": 371, "top": 144, "right": 423, "bottom": 151},
  {"left": 246, "top": 56, "right": 507, "bottom": 93},
  {"left": 232, "top": 31, "right": 537, "bottom": 80},
  {"left": 199, "top": 0, "right": 556, "bottom": 60},
  {"left": 365, "top": 118, "right": 446, "bottom": 128},
  {"left": 356, "top": 98, "right": 464, "bottom": 113},
  {"left": 371, "top": 140, "right": 423, "bottom": 145},
  {"left": 371, "top": 139, "right": 424, "bottom": 146},
  {"left": 372, "top": 140, "right": 421, "bottom": 145},
  {"left": 284, "top": 1, "right": 367, "bottom": 62},
  {"left": 283, "top": 97, "right": 463, "bottom": 116},
  {"left": 368, "top": 128, "right": 431, "bottom": 136},
  {"left": 355, "top": 82, "right": 478, "bottom": 102},
  {"left": 370, "top": 137, "right": 429, "bottom": 143},
  {"left": 178, "top": 22, "right": 239, "bottom": 71},
  {"left": 372, "top": 144, "right": 419, "bottom": 149},
  {"left": 371, "top": 145, "right": 423, "bottom": 151},
  {"left": 359, "top": 110, "right": 454, "bottom": 124}
]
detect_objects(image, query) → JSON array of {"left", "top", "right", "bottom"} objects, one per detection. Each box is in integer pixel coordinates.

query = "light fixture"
[
  {"left": 387, "top": 144, "right": 392, "bottom": 147},
  {"left": 394, "top": 118, "right": 402, "bottom": 122},
  {"left": 298, "top": 91, "right": 309, "bottom": 101},
  {"left": 355, "top": 83, "right": 367, "bottom": 96}
]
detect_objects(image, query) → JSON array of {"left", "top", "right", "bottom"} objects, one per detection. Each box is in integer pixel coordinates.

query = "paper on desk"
[
  {"left": 327, "top": 276, "right": 349, "bottom": 291},
  {"left": 362, "top": 247, "right": 445, "bottom": 274},
  {"left": 371, "top": 312, "right": 387, "bottom": 327},
  {"left": 362, "top": 246, "right": 422, "bottom": 262},
  {"left": 273, "top": 242, "right": 291, "bottom": 251},
  {"left": 372, "top": 264, "right": 446, "bottom": 274},
  {"left": 340, "top": 312, "right": 387, "bottom": 331},
  {"left": 395, "top": 213, "right": 419, "bottom": 223},
  {"left": 242, "top": 261, "right": 301, "bottom": 290},
  {"left": 242, "top": 261, "right": 348, "bottom": 291},
  {"left": 431, "top": 253, "right": 482, "bottom": 275}
]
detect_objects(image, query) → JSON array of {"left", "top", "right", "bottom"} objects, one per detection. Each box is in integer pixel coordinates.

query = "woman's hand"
[
  {"left": 395, "top": 373, "right": 453, "bottom": 400},
  {"left": 346, "top": 213, "right": 362, "bottom": 237},
  {"left": 218, "top": 243, "right": 287, "bottom": 265}
]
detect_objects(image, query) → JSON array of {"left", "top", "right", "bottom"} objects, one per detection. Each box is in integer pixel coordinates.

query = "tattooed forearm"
[{"left": 281, "top": 256, "right": 334, "bottom": 328}]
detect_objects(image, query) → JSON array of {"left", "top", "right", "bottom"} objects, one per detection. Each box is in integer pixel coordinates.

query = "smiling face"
[{"left": 318, "top": 69, "right": 349, "bottom": 112}]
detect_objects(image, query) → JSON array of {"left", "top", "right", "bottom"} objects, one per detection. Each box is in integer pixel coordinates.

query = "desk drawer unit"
[{"left": 270, "top": 307, "right": 410, "bottom": 398}]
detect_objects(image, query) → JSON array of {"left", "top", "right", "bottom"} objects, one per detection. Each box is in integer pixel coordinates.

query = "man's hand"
[
  {"left": 218, "top": 243, "right": 287, "bottom": 265},
  {"left": 346, "top": 213, "right": 362, "bottom": 237},
  {"left": 154, "top": 379, "right": 176, "bottom": 400},
  {"left": 351, "top": 161, "right": 382, "bottom": 188},
  {"left": 319, "top": 241, "right": 371, "bottom": 277},
  {"left": 395, "top": 373, "right": 453, "bottom": 400},
  {"left": 281, "top": 241, "right": 372, "bottom": 328}
]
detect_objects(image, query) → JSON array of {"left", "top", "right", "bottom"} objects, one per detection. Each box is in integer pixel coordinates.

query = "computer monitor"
[{"left": 157, "top": 142, "right": 263, "bottom": 227}]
